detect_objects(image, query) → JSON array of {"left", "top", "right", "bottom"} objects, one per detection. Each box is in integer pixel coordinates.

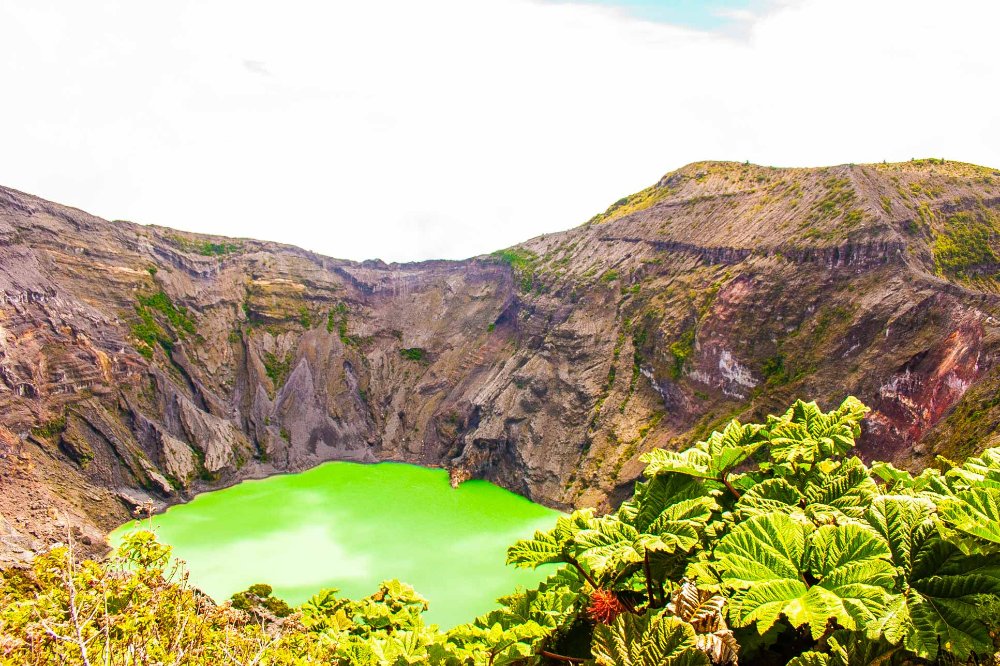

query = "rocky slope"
[{"left": 3, "top": 159, "right": 1000, "bottom": 566}]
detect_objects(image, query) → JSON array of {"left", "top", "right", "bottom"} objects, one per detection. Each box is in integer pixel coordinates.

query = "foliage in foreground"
[{"left": 3, "top": 397, "right": 1000, "bottom": 664}]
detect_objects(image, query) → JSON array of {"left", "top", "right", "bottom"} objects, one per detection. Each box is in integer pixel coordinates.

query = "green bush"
[
  {"left": 137, "top": 291, "right": 197, "bottom": 336},
  {"left": 400, "top": 347, "right": 427, "bottom": 362},
  {"left": 491, "top": 248, "right": 539, "bottom": 293},
  {"left": 263, "top": 351, "right": 293, "bottom": 389}
]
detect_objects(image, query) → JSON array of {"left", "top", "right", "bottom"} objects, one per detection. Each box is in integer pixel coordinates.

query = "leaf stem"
[
  {"left": 721, "top": 473, "right": 742, "bottom": 500},
  {"left": 565, "top": 555, "right": 599, "bottom": 590},
  {"left": 643, "top": 550, "right": 656, "bottom": 608},
  {"left": 539, "top": 650, "right": 587, "bottom": 663}
]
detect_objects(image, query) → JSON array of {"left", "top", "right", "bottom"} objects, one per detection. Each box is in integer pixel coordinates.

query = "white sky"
[{"left": 1, "top": 0, "right": 997, "bottom": 263}]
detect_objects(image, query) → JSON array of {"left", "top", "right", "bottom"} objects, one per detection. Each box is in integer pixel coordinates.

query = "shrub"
[
  {"left": 263, "top": 351, "right": 293, "bottom": 389},
  {"left": 400, "top": 347, "right": 427, "bottom": 362},
  {"left": 137, "top": 291, "right": 197, "bottom": 336}
]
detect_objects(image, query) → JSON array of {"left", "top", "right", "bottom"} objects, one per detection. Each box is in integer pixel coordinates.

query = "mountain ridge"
[{"left": 1, "top": 158, "right": 1000, "bottom": 566}]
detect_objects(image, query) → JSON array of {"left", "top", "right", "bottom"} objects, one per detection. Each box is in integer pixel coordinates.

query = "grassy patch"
[
  {"left": 137, "top": 291, "right": 196, "bottom": 336},
  {"left": 810, "top": 176, "right": 857, "bottom": 223},
  {"left": 933, "top": 211, "right": 1000, "bottom": 277},
  {"left": 400, "top": 347, "right": 428, "bottom": 363},
  {"left": 167, "top": 234, "right": 242, "bottom": 257},
  {"left": 491, "top": 248, "right": 537, "bottom": 271},
  {"left": 587, "top": 183, "right": 673, "bottom": 225},
  {"left": 31, "top": 416, "right": 66, "bottom": 440},
  {"left": 198, "top": 241, "right": 240, "bottom": 256},
  {"left": 328, "top": 302, "right": 357, "bottom": 346},
  {"left": 491, "top": 248, "right": 539, "bottom": 292},
  {"left": 130, "top": 306, "right": 171, "bottom": 358},
  {"left": 263, "top": 351, "right": 294, "bottom": 390},
  {"left": 880, "top": 196, "right": 892, "bottom": 215},
  {"left": 760, "top": 355, "right": 790, "bottom": 386},
  {"left": 668, "top": 327, "right": 695, "bottom": 380}
]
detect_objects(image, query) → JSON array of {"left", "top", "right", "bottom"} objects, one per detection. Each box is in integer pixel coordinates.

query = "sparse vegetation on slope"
[
  {"left": 587, "top": 182, "right": 675, "bottom": 225},
  {"left": 166, "top": 234, "right": 242, "bottom": 257},
  {"left": 933, "top": 211, "right": 1000, "bottom": 278}
]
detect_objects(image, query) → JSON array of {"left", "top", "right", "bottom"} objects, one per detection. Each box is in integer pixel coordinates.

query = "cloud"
[
  {"left": 0, "top": 0, "right": 997, "bottom": 263},
  {"left": 242, "top": 59, "right": 271, "bottom": 77}
]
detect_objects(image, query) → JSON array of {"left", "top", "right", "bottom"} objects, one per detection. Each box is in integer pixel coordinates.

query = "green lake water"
[{"left": 110, "top": 462, "right": 561, "bottom": 628}]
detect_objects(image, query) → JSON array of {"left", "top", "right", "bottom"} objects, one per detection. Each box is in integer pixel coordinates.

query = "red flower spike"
[{"left": 587, "top": 588, "right": 626, "bottom": 625}]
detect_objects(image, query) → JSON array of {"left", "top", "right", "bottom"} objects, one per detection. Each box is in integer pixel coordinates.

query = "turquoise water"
[{"left": 110, "top": 462, "right": 560, "bottom": 628}]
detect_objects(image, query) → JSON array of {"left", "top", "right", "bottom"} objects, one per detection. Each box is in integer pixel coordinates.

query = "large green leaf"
[
  {"left": 826, "top": 630, "right": 901, "bottom": 666},
  {"left": 641, "top": 419, "right": 765, "bottom": 482},
  {"left": 864, "top": 495, "right": 935, "bottom": 573},
  {"left": 573, "top": 519, "right": 647, "bottom": 574},
  {"left": 592, "top": 612, "right": 710, "bottom": 666},
  {"left": 506, "top": 509, "right": 595, "bottom": 568},
  {"left": 491, "top": 584, "right": 580, "bottom": 630},
  {"left": 937, "top": 486, "right": 1000, "bottom": 548},
  {"left": 864, "top": 494, "right": 1000, "bottom": 661},
  {"left": 803, "top": 523, "right": 894, "bottom": 632},
  {"left": 621, "top": 473, "right": 713, "bottom": 533},
  {"left": 945, "top": 446, "right": 1000, "bottom": 492},
  {"left": 574, "top": 502, "right": 711, "bottom": 577},
  {"left": 714, "top": 512, "right": 811, "bottom": 634},
  {"left": 784, "top": 653, "right": 830, "bottom": 666},
  {"left": 733, "top": 478, "right": 804, "bottom": 521},
  {"left": 802, "top": 457, "right": 878, "bottom": 520},
  {"left": 765, "top": 397, "right": 867, "bottom": 474},
  {"left": 905, "top": 538, "right": 1000, "bottom": 660},
  {"left": 446, "top": 619, "right": 549, "bottom": 666},
  {"left": 645, "top": 497, "right": 716, "bottom": 539},
  {"left": 715, "top": 513, "right": 894, "bottom": 639}
]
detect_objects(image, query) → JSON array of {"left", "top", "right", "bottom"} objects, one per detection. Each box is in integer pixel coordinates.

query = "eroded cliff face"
[{"left": 3, "top": 159, "right": 1000, "bottom": 566}]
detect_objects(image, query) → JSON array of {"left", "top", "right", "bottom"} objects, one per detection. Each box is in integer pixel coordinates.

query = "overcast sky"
[{"left": 1, "top": 0, "right": 997, "bottom": 263}]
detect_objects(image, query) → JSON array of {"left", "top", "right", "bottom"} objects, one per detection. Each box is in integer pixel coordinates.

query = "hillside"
[{"left": 2, "top": 158, "right": 1000, "bottom": 565}]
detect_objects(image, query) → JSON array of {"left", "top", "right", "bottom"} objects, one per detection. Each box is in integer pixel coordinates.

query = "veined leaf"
[
  {"left": 827, "top": 630, "right": 900, "bottom": 666},
  {"left": 506, "top": 509, "right": 595, "bottom": 568},
  {"left": 766, "top": 397, "right": 868, "bottom": 473},
  {"left": 716, "top": 513, "right": 894, "bottom": 639},
  {"left": 646, "top": 497, "right": 716, "bottom": 536},
  {"left": 803, "top": 523, "right": 894, "bottom": 632},
  {"left": 864, "top": 495, "right": 935, "bottom": 572},
  {"left": 642, "top": 420, "right": 765, "bottom": 482},
  {"left": 865, "top": 495, "right": 1000, "bottom": 661},
  {"left": 938, "top": 486, "right": 1000, "bottom": 548},
  {"left": 667, "top": 579, "right": 726, "bottom": 634},
  {"left": 576, "top": 507, "right": 708, "bottom": 577},
  {"left": 714, "top": 513, "right": 810, "bottom": 633},
  {"left": 784, "top": 652, "right": 830, "bottom": 666},
  {"left": 734, "top": 478, "right": 803, "bottom": 520},
  {"left": 803, "top": 457, "right": 878, "bottom": 519},
  {"left": 905, "top": 538, "right": 1000, "bottom": 660},
  {"left": 592, "top": 612, "right": 710, "bottom": 666},
  {"left": 946, "top": 446, "right": 1000, "bottom": 491},
  {"left": 492, "top": 584, "right": 580, "bottom": 630},
  {"left": 575, "top": 519, "right": 645, "bottom": 573},
  {"left": 621, "top": 473, "right": 714, "bottom": 533}
]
